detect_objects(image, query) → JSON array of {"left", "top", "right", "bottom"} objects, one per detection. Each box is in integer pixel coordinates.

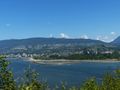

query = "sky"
[{"left": 0, "top": 0, "right": 120, "bottom": 42}]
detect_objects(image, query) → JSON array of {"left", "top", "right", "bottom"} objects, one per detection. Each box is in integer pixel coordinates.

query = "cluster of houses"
[{"left": 6, "top": 49, "right": 114, "bottom": 59}]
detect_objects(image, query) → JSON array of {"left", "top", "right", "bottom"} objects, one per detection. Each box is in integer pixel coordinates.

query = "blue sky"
[{"left": 0, "top": 0, "right": 120, "bottom": 42}]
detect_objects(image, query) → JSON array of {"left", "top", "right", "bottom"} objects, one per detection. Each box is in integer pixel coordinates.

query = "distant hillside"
[
  {"left": 0, "top": 37, "right": 105, "bottom": 48},
  {"left": 0, "top": 37, "right": 106, "bottom": 54},
  {"left": 111, "top": 36, "right": 120, "bottom": 45}
]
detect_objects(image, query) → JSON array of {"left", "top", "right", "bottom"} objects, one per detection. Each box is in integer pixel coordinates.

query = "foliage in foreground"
[{"left": 1, "top": 56, "right": 120, "bottom": 90}]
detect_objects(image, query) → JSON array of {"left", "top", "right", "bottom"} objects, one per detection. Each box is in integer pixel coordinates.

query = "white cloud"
[
  {"left": 80, "top": 35, "right": 89, "bottom": 39},
  {"left": 96, "top": 36, "right": 102, "bottom": 40},
  {"left": 96, "top": 33, "right": 118, "bottom": 42},
  {"left": 110, "top": 32, "right": 116, "bottom": 35},
  {"left": 95, "top": 32, "right": 118, "bottom": 42},
  {"left": 97, "top": 36, "right": 112, "bottom": 42},
  {"left": 104, "top": 36, "right": 109, "bottom": 40},
  {"left": 49, "top": 34, "right": 53, "bottom": 38},
  {"left": 60, "top": 33, "right": 69, "bottom": 38}
]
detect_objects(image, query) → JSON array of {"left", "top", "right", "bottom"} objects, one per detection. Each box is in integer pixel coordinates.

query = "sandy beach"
[{"left": 26, "top": 58, "right": 120, "bottom": 65}]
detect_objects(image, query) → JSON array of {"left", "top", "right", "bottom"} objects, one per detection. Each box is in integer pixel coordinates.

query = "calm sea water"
[{"left": 7, "top": 58, "right": 120, "bottom": 87}]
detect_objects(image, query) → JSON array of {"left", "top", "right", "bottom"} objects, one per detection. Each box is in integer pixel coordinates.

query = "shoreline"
[
  {"left": 26, "top": 58, "right": 120, "bottom": 65},
  {"left": 7, "top": 57, "right": 120, "bottom": 65}
]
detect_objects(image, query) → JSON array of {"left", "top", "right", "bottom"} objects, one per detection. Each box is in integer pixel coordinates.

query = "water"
[{"left": 7, "top": 58, "right": 120, "bottom": 87}]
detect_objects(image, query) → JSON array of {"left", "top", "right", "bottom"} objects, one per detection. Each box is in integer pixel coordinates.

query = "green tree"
[
  {"left": 80, "top": 78, "right": 99, "bottom": 90},
  {"left": 19, "top": 66, "right": 49, "bottom": 90},
  {"left": 0, "top": 56, "right": 16, "bottom": 90}
]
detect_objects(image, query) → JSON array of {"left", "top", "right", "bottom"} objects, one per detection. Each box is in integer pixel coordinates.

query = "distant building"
[{"left": 101, "top": 51, "right": 113, "bottom": 54}]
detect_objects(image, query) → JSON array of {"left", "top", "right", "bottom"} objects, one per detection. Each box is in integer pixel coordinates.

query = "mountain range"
[
  {"left": 0, "top": 36, "right": 119, "bottom": 54},
  {"left": 111, "top": 36, "right": 120, "bottom": 45}
]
